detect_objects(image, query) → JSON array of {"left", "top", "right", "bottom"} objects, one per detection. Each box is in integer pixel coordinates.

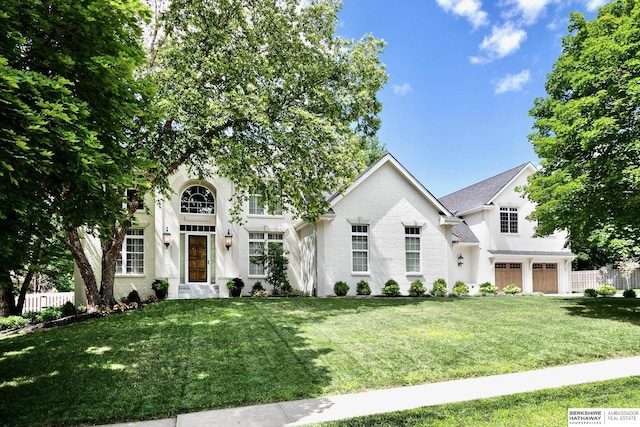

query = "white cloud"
[
  {"left": 477, "top": 21, "right": 527, "bottom": 61},
  {"left": 436, "top": 0, "right": 489, "bottom": 29},
  {"left": 507, "top": 0, "right": 553, "bottom": 25},
  {"left": 583, "top": 0, "right": 608, "bottom": 11},
  {"left": 495, "top": 69, "right": 531, "bottom": 94},
  {"left": 392, "top": 83, "right": 412, "bottom": 96}
]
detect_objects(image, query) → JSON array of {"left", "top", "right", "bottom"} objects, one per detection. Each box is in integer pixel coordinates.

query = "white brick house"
[{"left": 74, "top": 154, "right": 571, "bottom": 303}]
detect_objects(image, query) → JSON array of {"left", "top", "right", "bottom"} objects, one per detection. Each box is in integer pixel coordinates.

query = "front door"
[{"left": 188, "top": 235, "right": 208, "bottom": 283}]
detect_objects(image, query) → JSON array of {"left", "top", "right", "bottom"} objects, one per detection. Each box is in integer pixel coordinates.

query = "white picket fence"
[
  {"left": 572, "top": 269, "right": 640, "bottom": 292},
  {"left": 16, "top": 292, "right": 75, "bottom": 312}
]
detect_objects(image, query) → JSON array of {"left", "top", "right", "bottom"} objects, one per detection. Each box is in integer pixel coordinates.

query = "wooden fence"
[
  {"left": 16, "top": 292, "right": 75, "bottom": 313},
  {"left": 572, "top": 269, "right": 640, "bottom": 292}
]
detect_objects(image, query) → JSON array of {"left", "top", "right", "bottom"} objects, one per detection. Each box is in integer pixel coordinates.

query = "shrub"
[
  {"left": 409, "top": 280, "right": 426, "bottom": 296},
  {"left": 596, "top": 285, "right": 617, "bottom": 297},
  {"left": 623, "top": 289, "right": 637, "bottom": 298},
  {"left": 503, "top": 284, "right": 522, "bottom": 295},
  {"left": 61, "top": 301, "right": 77, "bottom": 317},
  {"left": 0, "top": 316, "right": 29, "bottom": 331},
  {"left": 285, "top": 288, "right": 300, "bottom": 297},
  {"left": 583, "top": 288, "right": 598, "bottom": 298},
  {"left": 333, "top": 281, "right": 349, "bottom": 296},
  {"left": 452, "top": 281, "right": 469, "bottom": 296},
  {"left": 39, "top": 306, "right": 63, "bottom": 322},
  {"left": 21, "top": 311, "right": 40, "bottom": 323},
  {"left": 124, "top": 290, "right": 142, "bottom": 307},
  {"left": 251, "top": 282, "right": 265, "bottom": 295},
  {"left": 381, "top": 279, "right": 401, "bottom": 296},
  {"left": 430, "top": 278, "right": 447, "bottom": 297},
  {"left": 478, "top": 282, "right": 498, "bottom": 296},
  {"left": 356, "top": 280, "right": 371, "bottom": 296}
]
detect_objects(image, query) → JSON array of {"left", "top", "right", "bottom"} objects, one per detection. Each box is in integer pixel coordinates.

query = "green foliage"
[
  {"left": 124, "top": 291, "right": 142, "bottom": 307},
  {"left": 452, "top": 281, "right": 470, "bottom": 296},
  {"left": 479, "top": 282, "right": 499, "bottom": 296},
  {"left": 503, "top": 284, "right": 522, "bottom": 295},
  {"left": 61, "top": 301, "right": 77, "bottom": 317},
  {"left": 251, "top": 282, "right": 265, "bottom": 296},
  {"left": 253, "top": 243, "right": 291, "bottom": 296},
  {"left": 381, "top": 279, "right": 401, "bottom": 296},
  {"left": 152, "top": 279, "right": 169, "bottom": 291},
  {"left": 596, "top": 285, "right": 617, "bottom": 297},
  {"left": 0, "top": 315, "right": 29, "bottom": 330},
  {"left": 430, "top": 278, "right": 447, "bottom": 297},
  {"left": 623, "top": 289, "right": 637, "bottom": 298},
  {"left": 523, "top": 1, "right": 640, "bottom": 263},
  {"left": 356, "top": 280, "right": 371, "bottom": 296},
  {"left": 333, "top": 281, "right": 349, "bottom": 297},
  {"left": 408, "top": 280, "right": 426, "bottom": 297},
  {"left": 584, "top": 288, "right": 598, "bottom": 298},
  {"left": 39, "top": 306, "right": 63, "bottom": 322}
]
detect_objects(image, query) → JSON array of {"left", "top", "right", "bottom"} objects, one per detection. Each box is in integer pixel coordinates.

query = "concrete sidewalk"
[{"left": 97, "top": 356, "right": 640, "bottom": 427}]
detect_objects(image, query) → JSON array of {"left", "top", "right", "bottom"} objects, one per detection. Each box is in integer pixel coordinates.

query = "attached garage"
[
  {"left": 532, "top": 263, "right": 558, "bottom": 294},
  {"left": 495, "top": 262, "right": 522, "bottom": 291}
]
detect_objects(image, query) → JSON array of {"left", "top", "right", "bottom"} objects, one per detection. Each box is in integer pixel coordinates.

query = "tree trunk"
[
  {"left": 15, "top": 270, "right": 35, "bottom": 315},
  {"left": 65, "top": 228, "right": 103, "bottom": 311},
  {"left": 100, "top": 227, "right": 127, "bottom": 307},
  {"left": 0, "top": 272, "right": 18, "bottom": 317}
]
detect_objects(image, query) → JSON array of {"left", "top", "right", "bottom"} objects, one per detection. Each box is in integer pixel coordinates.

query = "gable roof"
[
  {"left": 439, "top": 163, "right": 533, "bottom": 215},
  {"left": 452, "top": 222, "right": 480, "bottom": 244},
  {"left": 328, "top": 153, "right": 457, "bottom": 219}
]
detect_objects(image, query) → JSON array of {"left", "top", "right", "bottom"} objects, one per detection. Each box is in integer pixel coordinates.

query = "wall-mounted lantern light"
[
  {"left": 163, "top": 228, "right": 171, "bottom": 248},
  {"left": 457, "top": 254, "right": 464, "bottom": 267},
  {"left": 224, "top": 229, "right": 233, "bottom": 251}
]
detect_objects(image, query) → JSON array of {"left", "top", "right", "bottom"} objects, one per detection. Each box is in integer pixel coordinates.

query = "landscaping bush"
[
  {"left": 452, "top": 281, "right": 469, "bottom": 296},
  {"left": 39, "top": 306, "right": 63, "bottom": 322},
  {"left": 584, "top": 288, "right": 598, "bottom": 298},
  {"left": 409, "top": 280, "right": 426, "bottom": 296},
  {"left": 356, "top": 280, "right": 371, "bottom": 295},
  {"left": 251, "top": 282, "right": 265, "bottom": 295},
  {"left": 503, "top": 284, "right": 522, "bottom": 295},
  {"left": 125, "top": 290, "right": 142, "bottom": 307},
  {"left": 381, "top": 279, "right": 401, "bottom": 296},
  {"left": 623, "top": 289, "right": 637, "bottom": 298},
  {"left": 430, "top": 278, "right": 447, "bottom": 297},
  {"left": 596, "top": 285, "right": 617, "bottom": 297},
  {"left": 333, "top": 281, "right": 349, "bottom": 296},
  {"left": 0, "top": 316, "right": 29, "bottom": 331},
  {"left": 479, "top": 282, "right": 498, "bottom": 296},
  {"left": 61, "top": 301, "right": 77, "bottom": 317},
  {"left": 21, "top": 311, "right": 40, "bottom": 323}
]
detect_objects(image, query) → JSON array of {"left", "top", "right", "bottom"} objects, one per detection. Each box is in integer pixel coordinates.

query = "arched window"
[{"left": 181, "top": 185, "right": 215, "bottom": 214}]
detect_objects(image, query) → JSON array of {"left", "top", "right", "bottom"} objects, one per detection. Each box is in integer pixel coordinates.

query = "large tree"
[{"left": 524, "top": 0, "right": 640, "bottom": 265}]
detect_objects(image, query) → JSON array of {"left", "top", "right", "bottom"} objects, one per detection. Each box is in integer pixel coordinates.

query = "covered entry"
[
  {"left": 533, "top": 263, "right": 558, "bottom": 293},
  {"left": 495, "top": 262, "right": 522, "bottom": 291}
]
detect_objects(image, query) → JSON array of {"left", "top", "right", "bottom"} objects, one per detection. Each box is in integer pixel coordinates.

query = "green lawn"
[
  {"left": 313, "top": 376, "right": 640, "bottom": 427},
  {"left": 1, "top": 297, "right": 639, "bottom": 426}
]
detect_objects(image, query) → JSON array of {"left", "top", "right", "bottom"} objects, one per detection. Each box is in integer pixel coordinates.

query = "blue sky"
[{"left": 337, "top": 0, "right": 606, "bottom": 197}]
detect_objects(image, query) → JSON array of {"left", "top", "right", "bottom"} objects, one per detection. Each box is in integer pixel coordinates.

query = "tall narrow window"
[
  {"left": 248, "top": 232, "right": 284, "bottom": 276},
  {"left": 351, "top": 225, "right": 369, "bottom": 273},
  {"left": 126, "top": 189, "right": 144, "bottom": 211},
  {"left": 500, "top": 207, "right": 518, "bottom": 233},
  {"left": 181, "top": 185, "right": 215, "bottom": 214},
  {"left": 116, "top": 229, "right": 144, "bottom": 275},
  {"left": 405, "top": 227, "right": 421, "bottom": 273}
]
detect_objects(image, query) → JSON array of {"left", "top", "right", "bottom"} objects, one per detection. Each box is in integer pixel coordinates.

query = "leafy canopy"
[{"left": 524, "top": 0, "right": 640, "bottom": 263}]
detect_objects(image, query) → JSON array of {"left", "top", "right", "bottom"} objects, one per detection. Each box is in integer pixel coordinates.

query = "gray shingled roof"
[
  {"left": 439, "top": 163, "right": 529, "bottom": 214},
  {"left": 452, "top": 222, "right": 479, "bottom": 244}
]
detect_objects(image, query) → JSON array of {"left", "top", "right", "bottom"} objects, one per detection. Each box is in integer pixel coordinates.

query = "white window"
[
  {"left": 405, "top": 227, "right": 421, "bottom": 273},
  {"left": 116, "top": 229, "right": 144, "bottom": 275},
  {"left": 248, "top": 232, "right": 284, "bottom": 276},
  {"left": 500, "top": 207, "right": 518, "bottom": 233},
  {"left": 248, "top": 195, "right": 283, "bottom": 216},
  {"left": 351, "top": 225, "right": 369, "bottom": 273},
  {"left": 181, "top": 185, "right": 215, "bottom": 214},
  {"left": 126, "top": 189, "right": 144, "bottom": 211}
]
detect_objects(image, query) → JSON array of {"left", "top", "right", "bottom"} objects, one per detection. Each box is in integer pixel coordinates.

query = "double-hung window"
[
  {"left": 248, "top": 232, "right": 284, "bottom": 276},
  {"left": 248, "top": 195, "right": 283, "bottom": 216},
  {"left": 500, "top": 207, "right": 518, "bottom": 233},
  {"left": 351, "top": 225, "right": 369, "bottom": 273},
  {"left": 116, "top": 229, "right": 144, "bottom": 275},
  {"left": 405, "top": 227, "right": 421, "bottom": 273}
]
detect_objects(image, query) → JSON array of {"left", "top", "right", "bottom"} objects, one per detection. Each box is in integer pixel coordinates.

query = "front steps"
[{"left": 174, "top": 284, "right": 220, "bottom": 299}]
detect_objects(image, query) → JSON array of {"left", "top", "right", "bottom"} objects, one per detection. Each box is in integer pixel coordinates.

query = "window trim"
[
  {"left": 248, "top": 232, "right": 284, "bottom": 277},
  {"left": 116, "top": 228, "right": 145, "bottom": 276},
  {"left": 405, "top": 226, "right": 421, "bottom": 274},
  {"left": 180, "top": 185, "right": 215, "bottom": 215},
  {"left": 351, "top": 225, "right": 369, "bottom": 274}
]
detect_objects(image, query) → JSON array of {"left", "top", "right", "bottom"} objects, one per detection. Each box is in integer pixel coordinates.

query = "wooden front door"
[
  {"left": 188, "top": 235, "right": 208, "bottom": 283},
  {"left": 533, "top": 263, "right": 558, "bottom": 294},
  {"left": 495, "top": 262, "right": 522, "bottom": 291}
]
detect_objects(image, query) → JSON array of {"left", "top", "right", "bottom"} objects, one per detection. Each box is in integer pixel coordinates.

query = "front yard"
[{"left": 1, "top": 297, "right": 639, "bottom": 426}]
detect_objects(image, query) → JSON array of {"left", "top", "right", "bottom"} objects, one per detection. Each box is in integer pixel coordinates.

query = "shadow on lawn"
[
  {"left": 0, "top": 297, "right": 442, "bottom": 427},
  {"left": 561, "top": 297, "right": 640, "bottom": 326}
]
